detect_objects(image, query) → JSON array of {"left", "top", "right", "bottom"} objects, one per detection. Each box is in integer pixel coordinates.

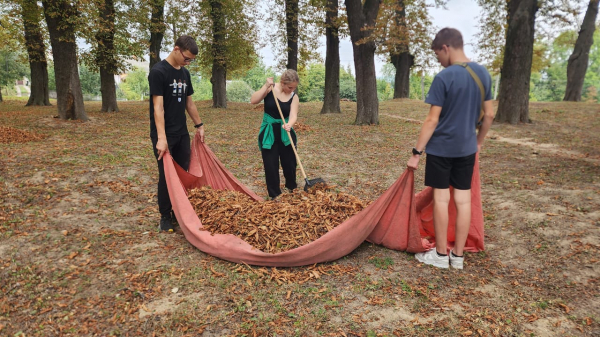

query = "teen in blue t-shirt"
[{"left": 407, "top": 28, "right": 495, "bottom": 269}]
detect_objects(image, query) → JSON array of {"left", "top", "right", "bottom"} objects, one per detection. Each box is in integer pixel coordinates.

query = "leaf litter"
[{"left": 188, "top": 184, "right": 367, "bottom": 253}]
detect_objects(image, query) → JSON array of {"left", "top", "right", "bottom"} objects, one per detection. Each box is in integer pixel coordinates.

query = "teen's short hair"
[
  {"left": 280, "top": 69, "right": 300, "bottom": 84},
  {"left": 175, "top": 35, "right": 199, "bottom": 55},
  {"left": 431, "top": 28, "right": 464, "bottom": 50}
]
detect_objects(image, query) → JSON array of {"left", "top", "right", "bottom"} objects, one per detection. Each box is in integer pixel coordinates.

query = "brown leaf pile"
[
  {"left": 293, "top": 121, "right": 311, "bottom": 132},
  {"left": 0, "top": 126, "right": 45, "bottom": 143},
  {"left": 188, "top": 186, "right": 366, "bottom": 253}
]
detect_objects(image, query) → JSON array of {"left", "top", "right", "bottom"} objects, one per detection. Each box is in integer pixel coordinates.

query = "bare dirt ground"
[{"left": 0, "top": 99, "right": 598, "bottom": 336}]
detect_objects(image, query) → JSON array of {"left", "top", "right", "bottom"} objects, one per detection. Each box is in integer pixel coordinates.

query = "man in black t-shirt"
[{"left": 149, "top": 35, "right": 205, "bottom": 232}]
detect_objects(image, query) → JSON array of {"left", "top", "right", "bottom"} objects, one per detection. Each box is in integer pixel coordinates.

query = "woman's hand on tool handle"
[
  {"left": 266, "top": 77, "right": 274, "bottom": 88},
  {"left": 282, "top": 123, "right": 293, "bottom": 132}
]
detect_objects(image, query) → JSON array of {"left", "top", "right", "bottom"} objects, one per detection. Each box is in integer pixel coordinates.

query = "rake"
[{"left": 272, "top": 86, "right": 326, "bottom": 191}]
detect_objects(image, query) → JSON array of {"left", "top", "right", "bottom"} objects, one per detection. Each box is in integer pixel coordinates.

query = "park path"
[{"left": 380, "top": 112, "right": 599, "bottom": 164}]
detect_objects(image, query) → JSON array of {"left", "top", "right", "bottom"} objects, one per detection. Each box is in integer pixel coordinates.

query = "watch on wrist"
[
  {"left": 194, "top": 122, "right": 204, "bottom": 128},
  {"left": 412, "top": 147, "right": 423, "bottom": 156}
]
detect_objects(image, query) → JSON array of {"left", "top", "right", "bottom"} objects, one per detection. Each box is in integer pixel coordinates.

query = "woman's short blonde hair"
[{"left": 280, "top": 69, "right": 299, "bottom": 84}]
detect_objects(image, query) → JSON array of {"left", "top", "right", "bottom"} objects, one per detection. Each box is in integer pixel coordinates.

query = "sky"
[{"left": 259, "top": 0, "right": 483, "bottom": 77}]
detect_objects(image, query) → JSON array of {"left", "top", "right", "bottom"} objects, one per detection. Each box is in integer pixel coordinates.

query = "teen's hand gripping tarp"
[{"left": 163, "top": 130, "right": 484, "bottom": 267}]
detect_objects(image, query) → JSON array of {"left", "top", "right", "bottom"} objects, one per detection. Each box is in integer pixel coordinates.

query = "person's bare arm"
[
  {"left": 250, "top": 78, "right": 274, "bottom": 104},
  {"left": 282, "top": 94, "right": 299, "bottom": 132},
  {"left": 476, "top": 100, "right": 495, "bottom": 152},
  {"left": 407, "top": 105, "right": 442, "bottom": 169},
  {"left": 153, "top": 95, "right": 168, "bottom": 160},
  {"left": 186, "top": 96, "right": 204, "bottom": 143}
]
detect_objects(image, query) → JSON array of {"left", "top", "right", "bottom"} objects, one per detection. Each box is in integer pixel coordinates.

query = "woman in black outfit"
[{"left": 250, "top": 69, "right": 300, "bottom": 199}]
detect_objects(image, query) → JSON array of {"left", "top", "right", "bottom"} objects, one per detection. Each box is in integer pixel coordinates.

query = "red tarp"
[{"left": 164, "top": 131, "right": 484, "bottom": 267}]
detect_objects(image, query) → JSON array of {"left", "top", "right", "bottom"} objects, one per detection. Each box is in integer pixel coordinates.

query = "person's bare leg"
[
  {"left": 452, "top": 188, "right": 471, "bottom": 256},
  {"left": 433, "top": 188, "right": 450, "bottom": 254}
]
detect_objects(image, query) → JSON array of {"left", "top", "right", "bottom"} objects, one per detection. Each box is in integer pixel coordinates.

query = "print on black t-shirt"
[
  {"left": 169, "top": 79, "right": 188, "bottom": 102},
  {"left": 148, "top": 60, "right": 195, "bottom": 138}
]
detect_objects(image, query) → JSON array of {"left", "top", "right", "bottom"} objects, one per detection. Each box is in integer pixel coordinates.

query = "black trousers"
[
  {"left": 151, "top": 134, "right": 191, "bottom": 217},
  {"left": 261, "top": 137, "right": 297, "bottom": 198}
]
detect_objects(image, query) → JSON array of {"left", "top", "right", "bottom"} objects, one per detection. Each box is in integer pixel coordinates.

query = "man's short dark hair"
[
  {"left": 431, "top": 28, "right": 464, "bottom": 50},
  {"left": 175, "top": 35, "right": 199, "bottom": 55}
]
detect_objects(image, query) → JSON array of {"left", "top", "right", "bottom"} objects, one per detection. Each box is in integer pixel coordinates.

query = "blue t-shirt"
[{"left": 424, "top": 62, "right": 492, "bottom": 158}]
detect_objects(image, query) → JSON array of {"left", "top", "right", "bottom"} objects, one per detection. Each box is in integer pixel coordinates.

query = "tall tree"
[
  {"left": 209, "top": 0, "right": 227, "bottom": 108},
  {"left": 21, "top": 0, "right": 51, "bottom": 106},
  {"left": 95, "top": 0, "right": 119, "bottom": 112},
  {"left": 149, "top": 0, "right": 165, "bottom": 71},
  {"left": 42, "top": 0, "right": 88, "bottom": 121},
  {"left": 495, "top": 0, "right": 539, "bottom": 124},
  {"left": 268, "top": 0, "right": 323, "bottom": 72},
  {"left": 371, "top": 0, "right": 438, "bottom": 100},
  {"left": 345, "top": 0, "right": 381, "bottom": 125},
  {"left": 195, "top": 0, "right": 258, "bottom": 108},
  {"left": 389, "top": 0, "right": 412, "bottom": 98},
  {"left": 320, "top": 0, "right": 341, "bottom": 114},
  {"left": 285, "top": 0, "right": 299, "bottom": 70},
  {"left": 564, "top": 0, "right": 599, "bottom": 101}
]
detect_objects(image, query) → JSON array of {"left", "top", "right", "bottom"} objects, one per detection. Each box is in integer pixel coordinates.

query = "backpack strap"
[{"left": 454, "top": 62, "right": 485, "bottom": 128}]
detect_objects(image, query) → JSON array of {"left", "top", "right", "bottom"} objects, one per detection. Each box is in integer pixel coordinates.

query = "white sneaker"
[
  {"left": 449, "top": 251, "right": 464, "bottom": 270},
  {"left": 415, "top": 249, "right": 449, "bottom": 268}
]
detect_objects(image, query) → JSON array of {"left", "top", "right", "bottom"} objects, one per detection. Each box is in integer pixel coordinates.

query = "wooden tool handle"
[{"left": 271, "top": 85, "right": 308, "bottom": 180}]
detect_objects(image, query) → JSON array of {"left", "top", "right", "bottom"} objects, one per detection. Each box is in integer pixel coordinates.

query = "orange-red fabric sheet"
[{"left": 164, "top": 131, "right": 484, "bottom": 267}]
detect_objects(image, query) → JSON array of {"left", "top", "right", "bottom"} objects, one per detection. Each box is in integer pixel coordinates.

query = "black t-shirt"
[{"left": 148, "top": 60, "right": 195, "bottom": 138}]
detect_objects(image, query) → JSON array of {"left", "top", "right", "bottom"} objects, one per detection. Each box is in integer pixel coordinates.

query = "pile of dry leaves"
[
  {"left": 0, "top": 126, "right": 45, "bottom": 143},
  {"left": 188, "top": 186, "right": 366, "bottom": 253}
]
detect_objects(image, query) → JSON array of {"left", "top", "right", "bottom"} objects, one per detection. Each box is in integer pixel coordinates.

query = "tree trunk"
[
  {"left": 495, "top": 0, "right": 538, "bottom": 124},
  {"left": 97, "top": 0, "right": 119, "bottom": 112},
  {"left": 392, "top": 52, "right": 414, "bottom": 99},
  {"left": 564, "top": 0, "right": 599, "bottom": 102},
  {"left": 345, "top": 0, "right": 381, "bottom": 125},
  {"left": 494, "top": 73, "right": 500, "bottom": 100},
  {"left": 42, "top": 0, "right": 88, "bottom": 121},
  {"left": 285, "top": 0, "right": 299, "bottom": 71},
  {"left": 149, "top": 0, "right": 165, "bottom": 71},
  {"left": 390, "top": 0, "right": 413, "bottom": 99},
  {"left": 210, "top": 0, "right": 227, "bottom": 108},
  {"left": 420, "top": 74, "right": 424, "bottom": 100},
  {"left": 0, "top": 89, "right": 3, "bottom": 102},
  {"left": 22, "top": 0, "right": 51, "bottom": 106},
  {"left": 320, "top": 0, "right": 340, "bottom": 114}
]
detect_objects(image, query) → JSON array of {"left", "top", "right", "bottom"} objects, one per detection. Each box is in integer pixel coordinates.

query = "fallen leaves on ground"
[
  {"left": 0, "top": 126, "right": 45, "bottom": 143},
  {"left": 188, "top": 186, "right": 365, "bottom": 253}
]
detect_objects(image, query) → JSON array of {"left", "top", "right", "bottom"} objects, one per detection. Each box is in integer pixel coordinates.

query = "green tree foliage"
[
  {"left": 240, "top": 59, "right": 277, "bottom": 91},
  {"left": 79, "top": 64, "right": 101, "bottom": 96},
  {"left": 339, "top": 65, "right": 356, "bottom": 101},
  {"left": 119, "top": 67, "right": 149, "bottom": 100},
  {"left": 226, "top": 80, "right": 254, "bottom": 102},
  {"left": 476, "top": 0, "right": 580, "bottom": 72},
  {"left": 0, "top": 48, "right": 29, "bottom": 96},
  {"left": 298, "top": 63, "right": 326, "bottom": 102},
  {"left": 408, "top": 71, "right": 433, "bottom": 100},
  {"left": 293, "top": 63, "right": 358, "bottom": 102},
  {"left": 191, "top": 76, "right": 213, "bottom": 101},
  {"left": 530, "top": 28, "right": 600, "bottom": 102},
  {"left": 376, "top": 79, "right": 393, "bottom": 101}
]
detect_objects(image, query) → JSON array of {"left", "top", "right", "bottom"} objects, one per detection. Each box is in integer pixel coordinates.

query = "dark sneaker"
[
  {"left": 170, "top": 211, "right": 179, "bottom": 227},
  {"left": 160, "top": 216, "right": 174, "bottom": 232}
]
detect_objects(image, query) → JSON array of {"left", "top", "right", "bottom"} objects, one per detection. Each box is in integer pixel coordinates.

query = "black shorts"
[{"left": 425, "top": 153, "right": 476, "bottom": 190}]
